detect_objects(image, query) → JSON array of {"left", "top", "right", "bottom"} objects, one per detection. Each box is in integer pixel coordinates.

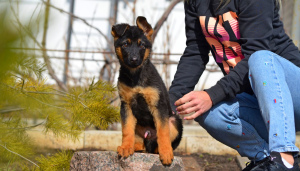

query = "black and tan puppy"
[{"left": 111, "top": 16, "right": 183, "bottom": 165}]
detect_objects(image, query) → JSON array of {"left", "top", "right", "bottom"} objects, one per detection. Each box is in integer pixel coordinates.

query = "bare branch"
[
  {"left": 42, "top": 0, "right": 68, "bottom": 92},
  {"left": 25, "top": 91, "right": 68, "bottom": 97},
  {"left": 0, "top": 142, "right": 40, "bottom": 168},
  {"left": 152, "top": 0, "right": 183, "bottom": 42},
  {"left": 40, "top": 0, "right": 114, "bottom": 52},
  {"left": 1, "top": 116, "right": 48, "bottom": 130},
  {"left": 4, "top": 84, "right": 71, "bottom": 112},
  {"left": 0, "top": 108, "right": 25, "bottom": 114},
  {"left": 4, "top": 84, "right": 107, "bottom": 121},
  {"left": 9, "top": 1, "right": 68, "bottom": 91},
  {"left": 79, "top": 5, "right": 98, "bottom": 83}
]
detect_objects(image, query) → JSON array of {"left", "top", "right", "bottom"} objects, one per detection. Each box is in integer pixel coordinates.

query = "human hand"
[{"left": 175, "top": 91, "right": 212, "bottom": 120}]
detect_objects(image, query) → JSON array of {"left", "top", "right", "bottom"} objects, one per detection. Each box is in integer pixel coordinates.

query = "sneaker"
[
  {"left": 250, "top": 152, "right": 300, "bottom": 171},
  {"left": 243, "top": 161, "right": 256, "bottom": 171},
  {"left": 242, "top": 156, "right": 273, "bottom": 171}
]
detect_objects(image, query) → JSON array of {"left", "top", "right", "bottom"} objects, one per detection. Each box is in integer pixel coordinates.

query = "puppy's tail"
[{"left": 144, "top": 139, "right": 158, "bottom": 153}]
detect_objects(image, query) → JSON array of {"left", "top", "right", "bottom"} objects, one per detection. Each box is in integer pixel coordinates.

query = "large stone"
[{"left": 70, "top": 151, "right": 185, "bottom": 171}]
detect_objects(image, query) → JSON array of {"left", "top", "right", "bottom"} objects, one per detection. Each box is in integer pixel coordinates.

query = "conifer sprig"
[{"left": 0, "top": 7, "right": 120, "bottom": 170}]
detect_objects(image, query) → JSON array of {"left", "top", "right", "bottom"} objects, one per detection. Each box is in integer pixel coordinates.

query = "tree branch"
[
  {"left": 152, "top": 0, "right": 183, "bottom": 43},
  {"left": 4, "top": 84, "right": 71, "bottom": 112},
  {"left": 9, "top": 1, "right": 68, "bottom": 92},
  {"left": 4, "top": 84, "right": 107, "bottom": 121},
  {"left": 40, "top": 0, "right": 114, "bottom": 52},
  {"left": 42, "top": 0, "right": 68, "bottom": 92},
  {"left": 0, "top": 116, "right": 48, "bottom": 130},
  {"left": 0, "top": 108, "right": 25, "bottom": 114},
  {"left": 0, "top": 142, "right": 40, "bottom": 168}
]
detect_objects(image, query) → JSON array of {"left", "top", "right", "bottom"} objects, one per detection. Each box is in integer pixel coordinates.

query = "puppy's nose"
[{"left": 131, "top": 57, "right": 138, "bottom": 63}]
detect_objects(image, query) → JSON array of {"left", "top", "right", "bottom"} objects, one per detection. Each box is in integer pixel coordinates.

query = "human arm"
[{"left": 168, "top": 0, "right": 210, "bottom": 112}]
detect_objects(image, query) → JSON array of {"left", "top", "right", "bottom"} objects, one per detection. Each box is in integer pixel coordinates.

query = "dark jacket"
[{"left": 169, "top": 0, "right": 300, "bottom": 111}]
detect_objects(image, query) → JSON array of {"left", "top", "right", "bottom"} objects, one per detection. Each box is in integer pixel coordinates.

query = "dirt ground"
[
  {"left": 176, "top": 152, "right": 241, "bottom": 171},
  {"left": 177, "top": 152, "right": 300, "bottom": 171}
]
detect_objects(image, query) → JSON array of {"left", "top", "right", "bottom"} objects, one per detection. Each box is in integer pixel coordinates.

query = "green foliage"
[
  {"left": 0, "top": 9, "right": 40, "bottom": 165},
  {"left": 66, "top": 79, "right": 120, "bottom": 130},
  {"left": 34, "top": 150, "right": 74, "bottom": 171},
  {"left": 0, "top": 123, "right": 33, "bottom": 163},
  {"left": 0, "top": 5, "right": 120, "bottom": 170}
]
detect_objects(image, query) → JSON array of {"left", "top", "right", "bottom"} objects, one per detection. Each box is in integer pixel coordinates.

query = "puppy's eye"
[
  {"left": 140, "top": 43, "right": 145, "bottom": 49},
  {"left": 122, "top": 42, "right": 128, "bottom": 48}
]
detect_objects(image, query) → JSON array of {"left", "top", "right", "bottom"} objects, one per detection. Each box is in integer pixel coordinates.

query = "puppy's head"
[{"left": 111, "top": 16, "right": 153, "bottom": 70}]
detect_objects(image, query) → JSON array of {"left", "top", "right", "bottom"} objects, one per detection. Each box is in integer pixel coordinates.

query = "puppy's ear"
[
  {"left": 111, "top": 24, "right": 130, "bottom": 38},
  {"left": 136, "top": 16, "right": 153, "bottom": 40}
]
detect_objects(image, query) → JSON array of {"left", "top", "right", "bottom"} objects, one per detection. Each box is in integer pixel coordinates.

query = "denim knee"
[
  {"left": 194, "top": 102, "right": 239, "bottom": 133},
  {"left": 248, "top": 50, "right": 272, "bottom": 69},
  {"left": 194, "top": 109, "right": 219, "bottom": 131},
  {"left": 194, "top": 109, "right": 221, "bottom": 133}
]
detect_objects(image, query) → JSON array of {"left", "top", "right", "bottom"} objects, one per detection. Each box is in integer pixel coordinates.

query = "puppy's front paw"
[
  {"left": 117, "top": 145, "right": 134, "bottom": 158},
  {"left": 159, "top": 146, "right": 174, "bottom": 166}
]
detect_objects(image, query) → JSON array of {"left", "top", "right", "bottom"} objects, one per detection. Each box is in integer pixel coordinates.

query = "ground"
[
  {"left": 176, "top": 152, "right": 241, "bottom": 171},
  {"left": 178, "top": 152, "right": 300, "bottom": 171}
]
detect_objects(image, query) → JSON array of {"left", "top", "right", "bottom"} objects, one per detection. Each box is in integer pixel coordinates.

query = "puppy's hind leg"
[
  {"left": 152, "top": 116, "right": 182, "bottom": 154},
  {"left": 134, "top": 134, "right": 145, "bottom": 152},
  {"left": 169, "top": 116, "right": 183, "bottom": 150},
  {"left": 141, "top": 87, "right": 173, "bottom": 165},
  {"left": 152, "top": 111, "right": 174, "bottom": 165}
]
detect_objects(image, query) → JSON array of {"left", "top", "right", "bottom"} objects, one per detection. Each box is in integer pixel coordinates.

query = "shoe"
[
  {"left": 242, "top": 156, "right": 272, "bottom": 171},
  {"left": 250, "top": 152, "right": 300, "bottom": 171},
  {"left": 243, "top": 161, "right": 256, "bottom": 171}
]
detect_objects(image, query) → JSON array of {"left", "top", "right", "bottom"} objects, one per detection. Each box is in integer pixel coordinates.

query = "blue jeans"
[{"left": 195, "top": 50, "right": 300, "bottom": 161}]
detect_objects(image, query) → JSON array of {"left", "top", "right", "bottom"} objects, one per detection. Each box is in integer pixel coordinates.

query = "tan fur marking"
[
  {"left": 118, "top": 82, "right": 135, "bottom": 105},
  {"left": 121, "top": 105, "right": 136, "bottom": 144},
  {"left": 154, "top": 147, "right": 159, "bottom": 154},
  {"left": 118, "top": 83, "right": 145, "bottom": 106},
  {"left": 134, "top": 135, "right": 145, "bottom": 151},
  {"left": 116, "top": 47, "right": 124, "bottom": 63},
  {"left": 143, "top": 48, "right": 151, "bottom": 62},
  {"left": 150, "top": 107, "right": 173, "bottom": 165},
  {"left": 111, "top": 30, "right": 117, "bottom": 39},
  {"left": 169, "top": 117, "right": 179, "bottom": 142},
  {"left": 146, "top": 29, "right": 153, "bottom": 41},
  {"left": 117, "top": 104, "right": 136, "bottom": 157},
  {"left": 118, "top": 82, "right": 159, "bottom": 107},
  {"left": 140, "top": 87, "right": 160, "bottom": 107}
]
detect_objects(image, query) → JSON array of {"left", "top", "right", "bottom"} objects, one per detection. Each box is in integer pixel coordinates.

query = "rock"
[
  {"left": 236, "top": 156, "right": 249, "bottom": 170},
  {"left": 70, "top": 151, "right": 185, "bottom": 171}
]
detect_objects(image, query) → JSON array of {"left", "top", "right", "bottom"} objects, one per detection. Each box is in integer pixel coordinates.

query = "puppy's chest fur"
[{"left": 118, "top": 70, "right": 161, "bottom": 127}]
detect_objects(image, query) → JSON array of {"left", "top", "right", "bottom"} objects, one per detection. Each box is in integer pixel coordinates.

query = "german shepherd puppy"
[{"left": 111, "top": 16, "right": 183, "bottom": 165}]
